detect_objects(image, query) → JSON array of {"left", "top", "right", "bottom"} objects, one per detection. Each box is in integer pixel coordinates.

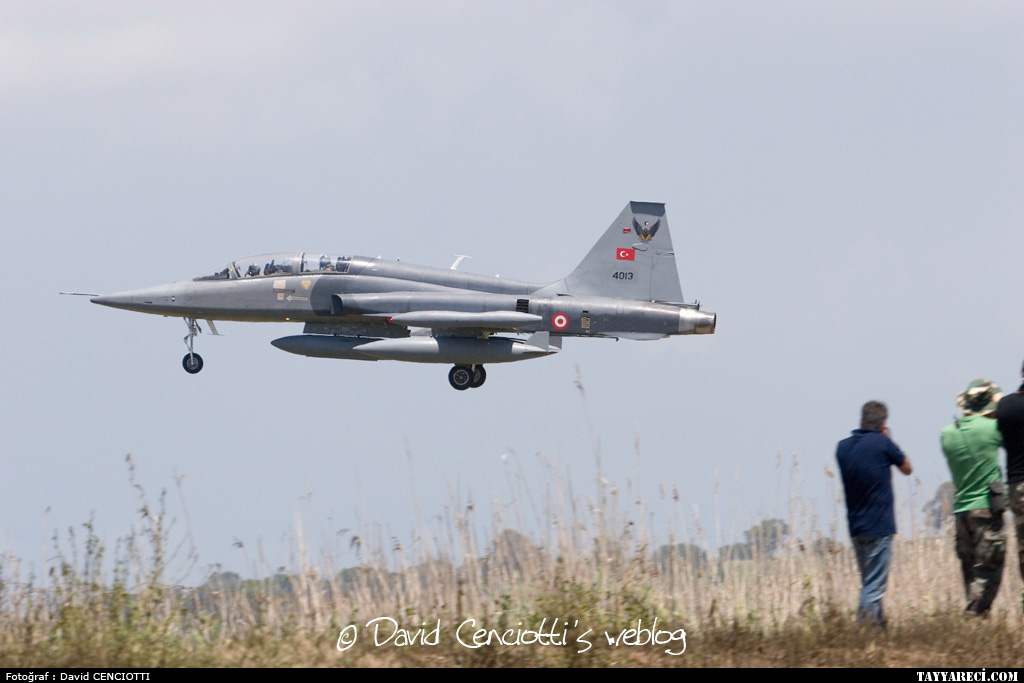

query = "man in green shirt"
[{"left": 940, "top": 379, "right": 1007, "bottom": 617}]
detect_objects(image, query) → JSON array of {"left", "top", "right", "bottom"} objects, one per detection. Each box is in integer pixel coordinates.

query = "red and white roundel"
[{"left": 551, "top": 312, "right": 569, "bottom": 330}]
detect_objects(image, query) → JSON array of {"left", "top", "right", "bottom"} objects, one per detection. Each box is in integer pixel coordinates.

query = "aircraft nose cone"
[{"left": 91, "top": 293, "right": 135, "bottom": 309}]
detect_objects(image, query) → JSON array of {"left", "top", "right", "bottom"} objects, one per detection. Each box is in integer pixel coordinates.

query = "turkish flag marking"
[{"left": 616, "top": 248, "right": 636, "bottom": 261}]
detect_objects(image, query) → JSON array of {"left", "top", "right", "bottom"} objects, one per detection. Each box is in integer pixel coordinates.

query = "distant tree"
[
  {"left": 718, "top": 542, "right": 752, "bottom": 562},
  {"left": 338, "top": 566, "right": 365, "bottom": 589},
  {"left": 203, "top": 571, "right": 241, "bottom": 590},
  {"left": 337, "top": 565, "right": 392, "bottom": 600},
  {"left": 267, "top": 572, "right": 294, "bottom": 595},
  {"left": 924, "top": 482, "right": 954, "bottom": 532},
  {"left": 810, "top": 536, "right": 842, "bottom": 556},
  {"left": 654, "top": 542, "right": 709, "bottom": 572},
  {"left": 490, "top": 529, "right": 541, "bottom": 570},
  {"left": 744, "top": 518, "right": 789, "bottom": 557}
]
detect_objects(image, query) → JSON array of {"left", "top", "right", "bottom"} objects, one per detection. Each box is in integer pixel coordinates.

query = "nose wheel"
[
  {"left": 183, "top": 353, "right": 204, "bottom": 374},
  {"left": 449, "top": 364, "right": 486, "bottom": 390},
  {"left": 182, "top": 317, "right": 204, "bottom": 374}
]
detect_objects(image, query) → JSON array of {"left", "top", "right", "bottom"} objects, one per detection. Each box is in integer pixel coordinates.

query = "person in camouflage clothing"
[{"left": 941, "top": 379, "right": 1007, "bottom": 617}]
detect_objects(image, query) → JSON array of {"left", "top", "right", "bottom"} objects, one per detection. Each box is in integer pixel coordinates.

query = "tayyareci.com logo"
[
  {"left": 917, "top": 673, "right": 1018, "bottom": 682},
  {"left": 336, "top": 616, "right": 686, "bottom": 656}
]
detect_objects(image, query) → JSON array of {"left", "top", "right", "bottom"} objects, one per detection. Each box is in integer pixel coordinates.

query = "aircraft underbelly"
[{"left": 271, "top": 334, "right": 554, "bottom": 364}]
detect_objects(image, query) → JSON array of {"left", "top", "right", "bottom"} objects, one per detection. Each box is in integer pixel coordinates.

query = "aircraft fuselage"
[
  {"left": 87, "top": 202, "right": 717, "bottom": 388},
  {"left": 92, "top": 256, "right": 713, "bottom": 338}
]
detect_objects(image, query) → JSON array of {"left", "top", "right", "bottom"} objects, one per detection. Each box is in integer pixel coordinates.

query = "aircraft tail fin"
[{"left": 539, "top": 202, "right": 685, "bottom": 302}]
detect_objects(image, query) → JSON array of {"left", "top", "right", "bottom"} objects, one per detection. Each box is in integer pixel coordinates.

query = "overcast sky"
[{"left": 2, "top": 1, "right": 1022, "bottom": 578}]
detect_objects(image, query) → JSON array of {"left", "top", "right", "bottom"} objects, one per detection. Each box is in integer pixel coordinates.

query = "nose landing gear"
[{"left": 182, "top": 317, "right": 204, "bottom": 374}]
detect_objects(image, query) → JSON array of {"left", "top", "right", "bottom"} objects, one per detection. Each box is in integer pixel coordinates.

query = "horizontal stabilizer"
[{"left": 386, "top": 310, "right": 542, "bottom": 329}]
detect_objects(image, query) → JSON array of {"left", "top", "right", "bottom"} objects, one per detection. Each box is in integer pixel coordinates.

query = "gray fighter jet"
[{"left": 90, "top": 202, "right": 716, "bottom": 389}]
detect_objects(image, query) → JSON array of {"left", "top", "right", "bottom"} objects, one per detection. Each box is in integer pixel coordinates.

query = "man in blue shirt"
[{"left": 836, "top": 400, "right": 913, "bottom": 625}]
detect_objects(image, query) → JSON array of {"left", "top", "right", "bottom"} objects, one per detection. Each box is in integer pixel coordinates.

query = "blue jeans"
[{"left": 852, "top": 535, "right": 893, "bottom": 625}]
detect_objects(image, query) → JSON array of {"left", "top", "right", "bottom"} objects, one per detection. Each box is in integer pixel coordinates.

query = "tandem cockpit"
[{"left": 193, "top": 252, "right": 354, "bottom": 281}]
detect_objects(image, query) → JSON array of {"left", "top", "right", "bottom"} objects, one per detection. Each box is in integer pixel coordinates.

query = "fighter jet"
[{"left": 89, "top": 202, "right": 716, "bottom": 390}]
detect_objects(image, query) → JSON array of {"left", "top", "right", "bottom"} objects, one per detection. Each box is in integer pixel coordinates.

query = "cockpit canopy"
[{"left": 194, "top": 252, "right": 353, "bottom": 281}]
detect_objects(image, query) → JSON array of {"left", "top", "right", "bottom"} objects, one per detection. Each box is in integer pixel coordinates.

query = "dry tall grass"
[{"left": 1, "top": 447, "right": 1023, "bottom": 667}]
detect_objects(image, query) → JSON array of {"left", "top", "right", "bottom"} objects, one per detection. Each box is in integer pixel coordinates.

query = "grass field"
[{"left": 2, "top": 454, "right": 1024, "bottom": 668}]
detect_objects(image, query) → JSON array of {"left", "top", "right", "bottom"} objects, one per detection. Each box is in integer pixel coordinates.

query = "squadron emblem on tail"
[{"left": 632, "top": 217, "right": 661, "bottom": 242}]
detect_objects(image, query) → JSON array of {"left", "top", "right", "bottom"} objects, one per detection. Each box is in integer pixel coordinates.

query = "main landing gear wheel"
[
  {"left": 449, "top": 365, "right": 486, "bottom": 390},
  {"left": 182, "top": 353, "right": 204, "bottom": 374},
  {"left": 448, "top": 365, "right": 474, "bottom": 391}
]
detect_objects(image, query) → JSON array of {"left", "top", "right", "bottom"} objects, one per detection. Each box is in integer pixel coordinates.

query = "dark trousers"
[
  {"left": 1009, "top": 481, "right": 1024, "bottom": 607},
  {"left": 954, "top": 508, "right": 1006, "bottom": 615}
]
